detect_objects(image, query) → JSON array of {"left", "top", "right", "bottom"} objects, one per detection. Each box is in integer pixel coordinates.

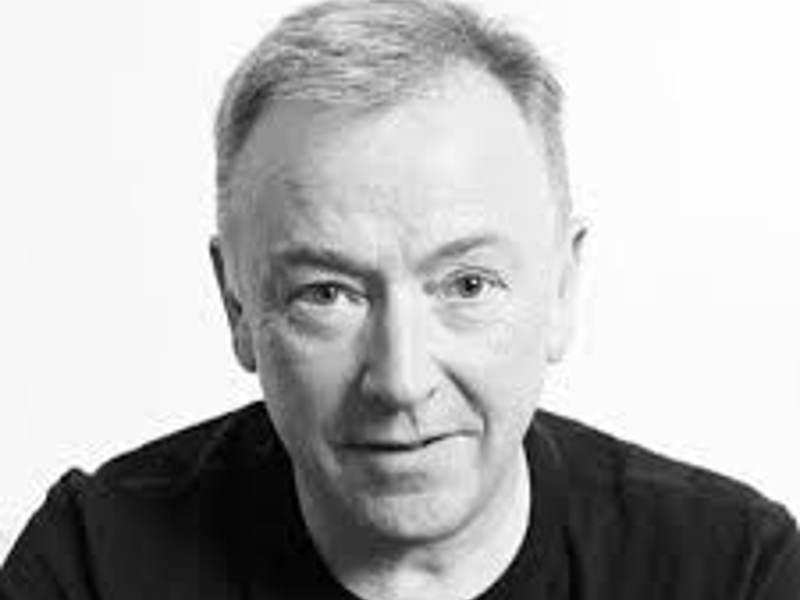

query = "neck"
[{"left": 294, "top": 448, "right": 531, "bottom": 600}]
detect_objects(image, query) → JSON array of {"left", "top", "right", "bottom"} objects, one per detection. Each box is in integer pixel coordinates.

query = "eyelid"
[
  {"left": 434, "top": 267, "right": 509, "bottom": 298},
  {"left": 284, "top": 264, "right": 366, "bottom": 286},
  {"left": 288, "top": 279, "right": 367, "bottom": 305},
  {"left": 441, "top": 266, "right": 507, "bottom": 285},
  {"left": 284, "top": 266, "right": 507, "bottom": 298}
]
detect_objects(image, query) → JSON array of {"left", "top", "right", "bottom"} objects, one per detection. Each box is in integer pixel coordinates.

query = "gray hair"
[{"left": 215, "top": 0, "right": 570, "bottom": 228}]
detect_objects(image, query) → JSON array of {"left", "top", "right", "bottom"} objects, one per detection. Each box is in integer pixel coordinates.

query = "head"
[{"left": 211, "top": 0, "right": 585, "bottom": 545}]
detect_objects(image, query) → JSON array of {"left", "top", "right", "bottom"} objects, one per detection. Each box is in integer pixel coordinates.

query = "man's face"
[{"left": 221, "top": 68, "right": 578, "bottom": 542}]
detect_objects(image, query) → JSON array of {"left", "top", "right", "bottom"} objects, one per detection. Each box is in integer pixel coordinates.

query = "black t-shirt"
[{"left": 2, "top": 402, "right": 799, "bottom": 599}]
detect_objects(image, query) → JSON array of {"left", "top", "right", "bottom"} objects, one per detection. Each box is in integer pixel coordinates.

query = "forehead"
[{"left": 226, "top": 66, "right": 556, "bottom": 261}]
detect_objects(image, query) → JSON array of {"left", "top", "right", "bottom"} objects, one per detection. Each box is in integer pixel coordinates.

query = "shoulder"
[
  {"left": 1, "top": 401, "right": 281, "bottom": 596},
  {"left": 92, "top": 400, "right": 275, "bottom": 497},
  {"left": 533, "top": 409, "right": 800, "bottom": 597},
  {"left": 535, "top": 409, "right": 780, "bottom": 511}
]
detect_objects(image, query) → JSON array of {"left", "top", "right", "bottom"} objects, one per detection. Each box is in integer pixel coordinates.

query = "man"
[{"left": 2, "top": 0, "right": 798, "bottom": 597}]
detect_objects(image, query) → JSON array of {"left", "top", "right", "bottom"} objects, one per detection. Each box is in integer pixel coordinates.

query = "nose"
[{"left": 360, "top": 287, "right": 439, "bottom": 410}]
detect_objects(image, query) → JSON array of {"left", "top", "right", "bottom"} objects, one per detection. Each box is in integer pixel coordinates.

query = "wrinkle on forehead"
[
  {"left": 228, "top": 65, "right": 552, "bottom": 209},
  {"left": 225, "top": 65, "right": 560, "bottom": 302}
]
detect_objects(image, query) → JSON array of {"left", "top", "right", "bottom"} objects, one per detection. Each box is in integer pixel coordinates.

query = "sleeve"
[
  {"left": 750, "top": 507, "right": 800, "bottom": 600},
  {"left": 0, "top": 471, "right": 98, "bottom": 600}
]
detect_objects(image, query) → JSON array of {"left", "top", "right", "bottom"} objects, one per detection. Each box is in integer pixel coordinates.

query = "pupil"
[
  {"left": 315, "top": 285, "right": 337, "bottom": 302},
  {"left": 460, "top": 276, "right": 482, "bottom": 296}
]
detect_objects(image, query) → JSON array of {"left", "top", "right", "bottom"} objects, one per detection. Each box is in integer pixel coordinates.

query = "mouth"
[{"left": 343, "top": 434, "right": 452, "bottom": 453}]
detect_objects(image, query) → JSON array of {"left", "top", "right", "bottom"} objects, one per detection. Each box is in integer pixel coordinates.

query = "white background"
[{"left": 1, "top": 0, "right": 798, "bottom": 560}]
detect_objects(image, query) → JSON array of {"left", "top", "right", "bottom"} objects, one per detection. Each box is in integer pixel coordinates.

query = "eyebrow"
[
  {"left": 272, "top": 245, "right": 374, "bottom": 279},
  {"left": 418, "top": 233, "right": 509, "bottom": 270},
  {"left": 271, "top": 233, "right": 510, "bottom": 278}
]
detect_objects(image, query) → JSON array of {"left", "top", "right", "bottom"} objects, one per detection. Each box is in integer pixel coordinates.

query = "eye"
[
  {"left": 294, "top": 282, "right": 346, "bottom": 306},
  {"left": 439, "top": 270, "right": 507, "bottom": 301},
  {"left": 283, "top": 280, "right": 368, "bottom": 335},
  {"left": 291, "top": 281, "right": 363, "bottom": 307}
]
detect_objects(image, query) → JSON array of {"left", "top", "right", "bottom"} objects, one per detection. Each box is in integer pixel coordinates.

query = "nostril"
[{"left": 359, "top": 366, "right": 439, "bottom": 410}]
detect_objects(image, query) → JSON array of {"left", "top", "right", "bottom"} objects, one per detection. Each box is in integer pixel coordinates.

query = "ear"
[
  {"left": 546, "top": 217, "right": 588, "bottom": 364},
  {"left": 209, "top": 236, "right": 257, "bottom": 373}
]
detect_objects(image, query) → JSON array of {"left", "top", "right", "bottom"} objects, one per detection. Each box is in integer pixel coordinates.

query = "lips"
[{"left": 342, "top": 433, "right": 452, "bottom": 453}]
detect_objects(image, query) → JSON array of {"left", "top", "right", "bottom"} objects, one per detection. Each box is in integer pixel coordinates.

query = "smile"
[
  {"left": 336, "top": 433, "right": 474, "bottom": 479},
  {"left": 341, "top": 433, "right": 457, "bottom": 454}
]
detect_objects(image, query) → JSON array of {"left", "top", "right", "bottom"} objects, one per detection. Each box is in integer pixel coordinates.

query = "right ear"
[{"left": 209, "top": 236, "right": 257, "bottom": 373}]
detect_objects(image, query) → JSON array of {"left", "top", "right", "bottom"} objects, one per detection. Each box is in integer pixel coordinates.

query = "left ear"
[{"left": 546, "top": 217, "right": 588, "bottom": 364}]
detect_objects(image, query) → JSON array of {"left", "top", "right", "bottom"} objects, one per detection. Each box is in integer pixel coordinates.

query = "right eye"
[
  {"left": 286, "top": 280, "right": 368, "bottom": 323},
  {"left": 292, "top": 282, "right": 350, "bottom": 306},
  {"left": 286, "top": 281, "right": 368, "bottom": 334}
]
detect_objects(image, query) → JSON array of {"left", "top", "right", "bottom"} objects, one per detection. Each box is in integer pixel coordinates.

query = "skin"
[{"left": 213, "top": 66, "right": 584, "bottom": 599}]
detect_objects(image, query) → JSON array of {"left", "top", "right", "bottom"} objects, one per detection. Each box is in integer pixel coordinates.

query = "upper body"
[
  {"left": 2, "top": 401, "right": 798, "bottom": 599},
  {"left": 4, "top": 0, "right": 798, "bottom": 598}
]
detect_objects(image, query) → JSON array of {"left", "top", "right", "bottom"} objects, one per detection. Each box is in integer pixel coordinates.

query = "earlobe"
[
  {"left": 209, "top": 236, "right": 257, "bottom": 373},
  {"left": 233, "top": 322, "right": 258, "bottom": 373},
  {"left": 546, "top": 218, "right": 588, "bottom": 364}
]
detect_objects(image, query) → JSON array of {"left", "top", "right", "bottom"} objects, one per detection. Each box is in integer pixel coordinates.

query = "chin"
[{"left": 345, "top": 484, "right": 480, "bottom": 543}]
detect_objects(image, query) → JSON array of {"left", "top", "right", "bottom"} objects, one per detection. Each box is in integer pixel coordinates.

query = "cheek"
[
  {"left": 485, "top": 319, "right": 547, "bottom": 415},
  {"left": 254, "top": 320, "right": 360, "bottom": 444},
  {"left": 445, "top": 297, "right": 550, "bottom": 435},
  {"left": 458, "top": 294, "right": 550, "bottom": 379}
]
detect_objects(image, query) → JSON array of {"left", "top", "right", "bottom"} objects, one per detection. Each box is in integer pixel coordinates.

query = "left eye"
[{"left": 440, "top": 272, "right": 506, "bottom": 300}]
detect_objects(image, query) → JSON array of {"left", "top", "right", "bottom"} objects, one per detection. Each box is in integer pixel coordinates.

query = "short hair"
[{"left": 215, "top": 0, "right": 570, "bottom": 230}]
